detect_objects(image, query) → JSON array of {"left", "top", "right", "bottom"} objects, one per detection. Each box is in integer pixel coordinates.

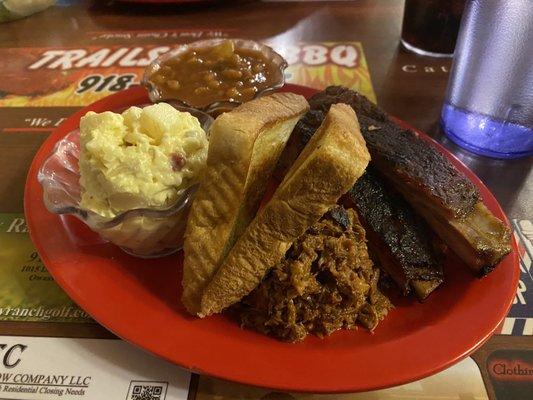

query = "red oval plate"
[{"left": 24, "top": 84, "right": 519, "bottom": 393}]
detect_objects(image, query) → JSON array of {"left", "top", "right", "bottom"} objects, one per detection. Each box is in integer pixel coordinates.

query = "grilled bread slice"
[
  {"left": 200, "top": 103, "right": 370, "bottom": 317},
  {"left": 182, "top": 93, "right": 309, "bottom": 315}
]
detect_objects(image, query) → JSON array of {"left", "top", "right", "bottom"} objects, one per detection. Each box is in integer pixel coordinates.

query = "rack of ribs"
[
  {"left": 278, "top": 86, "right": 511, "bottom": 276},
  {"left": 342, "top": 168, "right": 445, "bottom": 300}
]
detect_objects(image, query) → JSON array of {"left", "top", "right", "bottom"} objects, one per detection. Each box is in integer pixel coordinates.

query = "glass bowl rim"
[{"left": 37, "top": 103, "right": 210, "bottom": 230}]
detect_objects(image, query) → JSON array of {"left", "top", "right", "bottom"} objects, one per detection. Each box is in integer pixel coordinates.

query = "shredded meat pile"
[{"left": 234, "top": 206, "right": 392, "bottom": 342}]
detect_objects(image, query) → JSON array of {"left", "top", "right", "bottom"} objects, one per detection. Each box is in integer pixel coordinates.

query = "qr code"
[{"left": 126, "top": 381, "right": 168, "bottom": 400}]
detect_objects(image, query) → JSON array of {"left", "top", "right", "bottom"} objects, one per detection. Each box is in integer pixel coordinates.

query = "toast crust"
[
  {"left": 200, "top": 104, "right": 370, "bottom": 316},
  {"left": 182, "top": 93, "right": 309, "bottom": 315}
]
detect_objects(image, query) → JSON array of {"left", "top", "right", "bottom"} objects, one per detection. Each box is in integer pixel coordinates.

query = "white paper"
[{"left": 0, "top": 335, "right": 191, "bottom": 400}]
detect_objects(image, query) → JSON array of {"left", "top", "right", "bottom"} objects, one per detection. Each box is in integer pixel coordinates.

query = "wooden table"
[{"left": 0, "top": 1, "right": 531, "bottom": 398}]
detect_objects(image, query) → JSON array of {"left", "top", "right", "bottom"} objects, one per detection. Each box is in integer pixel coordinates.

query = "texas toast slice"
[
  {"left": 182, "top": 93, "right": 309, "bottom": 315},
  {"left": 200, "top": 103, "right": 370, "bottom": 317}
]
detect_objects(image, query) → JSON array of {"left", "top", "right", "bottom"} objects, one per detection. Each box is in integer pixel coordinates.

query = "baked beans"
[{"left": 148, "top": 40, "right": 283, "bottom": 107}]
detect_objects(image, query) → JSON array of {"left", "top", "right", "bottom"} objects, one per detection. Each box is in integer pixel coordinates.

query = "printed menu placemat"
[{"left": 0, "top": 42, "right": 375, "bottom": 107}]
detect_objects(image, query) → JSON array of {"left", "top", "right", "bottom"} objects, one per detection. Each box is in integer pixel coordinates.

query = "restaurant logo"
[
  {"left": 23, "top": 43, "right": 361, "bottom": 72},
  {"left": 27, "top": 46, "right": 172, "bottom": 71},
  {"left": 278, "top": 44, "right": 359, "bottom": 68}
]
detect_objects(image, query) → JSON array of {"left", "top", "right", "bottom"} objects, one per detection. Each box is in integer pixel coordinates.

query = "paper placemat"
[{"left": 0, "top": 42, "right": 375, "bottom": 107}]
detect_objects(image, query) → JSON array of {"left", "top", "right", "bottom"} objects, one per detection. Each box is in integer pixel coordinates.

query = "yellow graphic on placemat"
[
  {"left": 0, "top": 214, "right": 92, "bottom": 323},
  {"left": 281, "top": 42, "right": 376, "bottom": 103},
  {"left": 0, "top": 42, "right": 375, "bottom": 107}
]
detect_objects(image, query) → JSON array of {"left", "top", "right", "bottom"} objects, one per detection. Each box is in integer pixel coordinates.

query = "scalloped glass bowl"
[
  {"left": 38, "top": 104, "right": 213, "bottom": 258},
  {"left": 142, "top": 38, "right": 288, "bottom": 114}
]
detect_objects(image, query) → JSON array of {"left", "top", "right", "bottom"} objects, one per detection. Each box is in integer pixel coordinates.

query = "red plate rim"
[{"left": 24, "top": 84, "right": 520, "bottom": 393}]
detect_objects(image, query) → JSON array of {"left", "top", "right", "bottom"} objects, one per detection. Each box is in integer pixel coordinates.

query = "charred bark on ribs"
[
  {"left": 343, "top": 168, "right": 445, "bottom": 300},
  {"left": 277, "top": 86, "right": 511, "bottom": 277}
]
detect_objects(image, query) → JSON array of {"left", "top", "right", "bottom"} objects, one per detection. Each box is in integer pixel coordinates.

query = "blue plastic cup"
[{"left": 441, "top": 0, "right": 533, "bottom": 159}]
